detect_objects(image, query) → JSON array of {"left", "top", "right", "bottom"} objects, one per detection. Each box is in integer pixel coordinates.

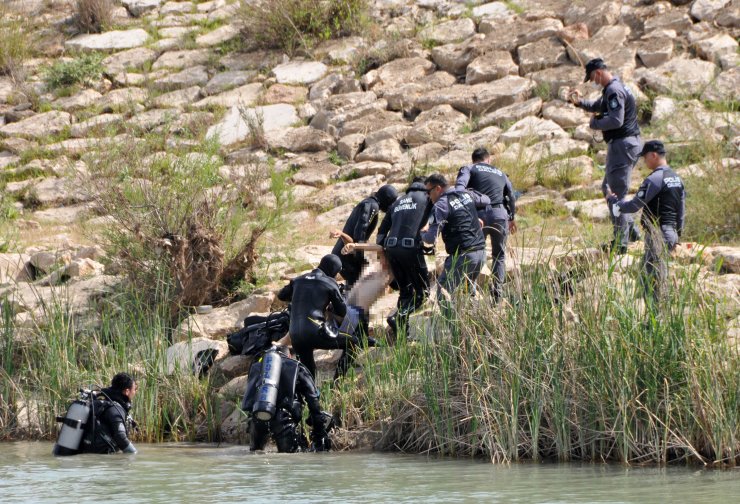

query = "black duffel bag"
[{"left": 227, "top": 309, "right": 290, "bottom": 356}]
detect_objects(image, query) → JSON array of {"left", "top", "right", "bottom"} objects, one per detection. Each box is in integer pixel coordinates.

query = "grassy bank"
[{"left": 329, "top": 250, "right": 739, "bottom": 466}]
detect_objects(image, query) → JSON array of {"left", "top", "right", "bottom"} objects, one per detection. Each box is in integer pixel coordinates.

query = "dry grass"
[{"left": 74, "top": 0, "right": 113, "bottom": 34}]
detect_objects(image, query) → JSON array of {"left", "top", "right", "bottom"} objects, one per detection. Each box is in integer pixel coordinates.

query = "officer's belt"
[
  {"left": 489, "top": 203, "right": 505, "bottom": 209},
  {"left": 385, "top": 237, "right": 417, "bottom": 249}
]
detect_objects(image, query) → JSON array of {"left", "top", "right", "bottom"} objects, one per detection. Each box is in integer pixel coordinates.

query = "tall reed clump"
[
  {"left": 0, "top": 284, "right": 222, "bottom": 442},
  {"left": 330, "top": 249, "right": 739, "bottom": 465},
  {"left": 0, "top": 8, "right": 32, "bottom": 80}
]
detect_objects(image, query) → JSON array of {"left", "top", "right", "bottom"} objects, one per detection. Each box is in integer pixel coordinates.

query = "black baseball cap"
[
  {"left": 584, "top": 58, "right": 607, "bottom": 82},
  {"left": 639, "top": 140, "right": 666, "bottom": 157}
]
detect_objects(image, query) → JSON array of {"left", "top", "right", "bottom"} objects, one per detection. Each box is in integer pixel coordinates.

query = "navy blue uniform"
[
  {"left": 455, "top": 162, "right": 515, "bottom": 299},
  {"left": 376, "top": 182, "right": 432, "bottom": 330},
  {"left": 614, "top": 165, "right": 685, "bottom": 302},
  {"left": 421, "top": 188, "right": 486, "bottom": 297},
  {"left": 579, "top": 77, "right": 642, "bottom": 250}
]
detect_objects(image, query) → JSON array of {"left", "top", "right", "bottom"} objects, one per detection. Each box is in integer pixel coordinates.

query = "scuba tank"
[
  {"left": 252, "top": 347, "right": 282, "bottom": 421},
  {"left": 52, "top": 389, "right": 94, "bottom": 456}
]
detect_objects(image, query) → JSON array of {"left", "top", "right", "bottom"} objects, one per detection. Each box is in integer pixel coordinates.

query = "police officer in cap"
[
  {"left": 422, "top": 174, "right": 487, "bottom": 303},
  {"left": 611, "top": 140, "right": 685, "bottom": 303},
  {"left": 570, "top": 58, "right": 642, "bottom": 254},
  {"left": 330, "top": 184, "right": 398, "bottom": 288},
  {"left": 455, "top": 148, "right": 516, "bottom": 300},
  {"left": 376, "top": 178, "right": 433, "bottom": 335},
  {"left": 278, "top": 254, "right": 356, "bottom": 379}
]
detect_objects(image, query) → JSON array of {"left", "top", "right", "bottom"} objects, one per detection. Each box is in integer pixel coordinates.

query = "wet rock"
[
  {"left": 102, "top": 47, "right": 157, "bottom": 75},
  {"left": 152, "top": 65, "right": 209, "bottom": 91},
  {"left": 152, "top": 86, "right": 202, "bottom": 108},
  {"left": 194, "top": 83, "right": 263, "bottom": 108},
  {"left": 268, "top": 126, "right": 335, "bottom": 152},
  {"left": 419, "top": 17, "right": 476, "bottom": 44},
  {"left": 0, "top": 111, "right": 72, "bottom": 140},
  {"left": 65, "top": 29, "right": 149, "bottom": 52},
  {"left": 202, "top": 71, "right": 254, "bottom": 96},
  {"left": 478, "top": 97, "right": 543, "bottom": 128},
  {"left": 122, "top": 0, "right": 162, "bottom": 16},
  {"left": 166, "top": 337, "right": 229, "bottom": 374},
  {"left": 465, "top": 50, "right": 518, "bottom": 85},
  {"left": 414, "top": 76, "right": 535, "bottom": 115},
  {"left": 693, "top": 33, "right": 738, "bottom": 64},
  {"left": 206, "top": 104, "right": 298, "bottom": 146},
  {"left": 272, "top": 60, "right": 328, "bottom": 85},
  {"left": 175, "top": 293, "right": 275, "bottom": 341},
  {"left": 518, "top": 37, "right": 568, "bottom": 74},
  {"left": 637, "top": 58, "right": 719, "bottom": 96},
  {"left": 153, "top": 49, "right": 211, "bottom": 70},
  {"left": 500, "top": 117, "right": 569, "bottom": 144}
]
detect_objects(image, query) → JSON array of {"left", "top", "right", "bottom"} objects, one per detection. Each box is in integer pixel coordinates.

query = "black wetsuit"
[
  {"left": 376, "top": 182, "right": 432, "bottom": 328},
  {"left": 278, "top": 268, "right": 350, "bottom": 379},
  {"left": 80, "top": 388, "right": 136, "bottom": 454},
  {"left": 331, "top": 195, "right": 380, "bottom": 287},
  {"left": 242, "top": 353, "right": 327, "bottom": 452}
]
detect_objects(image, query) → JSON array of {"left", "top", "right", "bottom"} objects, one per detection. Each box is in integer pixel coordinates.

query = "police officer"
[
  {"left": 277, "top": 254, "right": 355, "bottom": 379},
  {"left": 570, "top": 58, "right": 642, "bottom": 254},
  {"left": 330, "top": 184, "right": 398, "bottom": 287},
  {"left": 455, "top": 148, "right": 516, "bottom": 300},
  {"left": 611, "top": 140, "right": 685, "bottom": 303},
  {"left": 242, "top": 346, "right": 333, "bottom": 452},
  {"left": 376, "top": 178, "right": 433, "bottom": 335},
  {"left": 422, "top": 174, "right": 486, "bottom": 300}
]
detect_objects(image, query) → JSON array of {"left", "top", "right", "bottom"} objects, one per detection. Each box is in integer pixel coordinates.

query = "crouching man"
[
  {"left": 242, "top": 345, "right": 334, "bottom": 453},
  {"left": 53, "top": 372, "right": 138, "bottom": 456}
]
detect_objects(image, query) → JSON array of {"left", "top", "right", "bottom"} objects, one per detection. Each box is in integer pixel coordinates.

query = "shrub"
[
  {"left": 0, "top": 14, "right": 32, "bottom": 78},
  {"left": 74, "top": 0, "right": 113, "bottom": 34},
  {"left": 43, "top": 53, "right": 104, "bottom": 90},
  {"left": 238, "top": 0, "right": 369, "bottom": 55}
]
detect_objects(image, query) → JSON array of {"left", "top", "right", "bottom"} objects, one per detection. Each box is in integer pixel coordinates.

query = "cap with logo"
[{"left": 584, "top": 58, "right": 607, "bottom": 82}]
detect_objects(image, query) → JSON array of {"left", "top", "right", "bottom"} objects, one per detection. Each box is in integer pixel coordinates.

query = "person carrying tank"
[
  {"left": 277, "top": 254, "right": 360, "bottom": 380},
  {"left": 375, "top": 178, "right": 433, "bottom": 336},
  {"left": 330, "top": 184, "right": 399, "bottom": 288},
  {"left": 53, "top": 372, "right": 138, "bottom": 456},
  {"left": 242, "top": 345, "right": 334, "bottom": 452}
]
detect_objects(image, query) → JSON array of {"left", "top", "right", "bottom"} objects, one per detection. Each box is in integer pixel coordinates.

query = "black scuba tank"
[
  {"left": 52, "top": 390, "right": 93, "bottom": 456},
  {"left": 253, "top": 348, "right": 282, "bottom": 421}
]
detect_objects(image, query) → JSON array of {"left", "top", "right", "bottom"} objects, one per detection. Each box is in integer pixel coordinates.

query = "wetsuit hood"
[
  {"left": 318, "top": 254, "right": 342, "bottom": 278},
  {"left": 405, "top": 181, "right": 429, "bottom": 194},
  {"left": 375, "top": 184, "right": 398, "bottom": 212},
  {"left": 101, "top": 387, "right": 132, "bottom": 413}
]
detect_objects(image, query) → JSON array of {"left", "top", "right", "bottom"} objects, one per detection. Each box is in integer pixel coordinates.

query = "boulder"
[
  {"left": 315, "top": 36, "right": 366, "bottom": 64},
  {"left": 465, "top": 50, "right": 518, "bottom": 85},
  {"left": 715, "top": 0, "right": 740, "bottom": 27},
  {"left": 355, "top": 138, "right": 404, "bottom": 164},
  {"left": 542, "top": 100, "right": 590, "bottom": 129},
  {"left": 337, "top": 133, "right": 365, "bottom": 161},
  {"left": 202, "top": 71, "right": 254, "bottom": 96},
  {"left": 51, "top": 89, "right": 103, "bottom": 112},
  {"left": 563, "top": 1, "right": 620, "bottom": 36},
  {"left": 96, "top": 87, "right": 148, "bottom": 112},
  {"left": 637, "top": 58, "right": 719, "bottom": 97},
  {"left": 643, "top": 9, "right": 693, "bottom": 34},
  {"left": 472, "top": 2, "right": 514, "bottom": 19},
  {"left": 166, "top": 337, "right": 229, "bottom": 374},
  {"left": 218, "top": 374, "right": 249, "bottom": 397},
  {"left": 381, "top": 72, "right": 457, "bottom": 111},
  {"left": 478, "top": 18, "right": 563, "bottom": 49},
  {"left": 309, "top": 175, "right": 386, "bottom": 211},
  {"left": 272, "top": 60, "right": 328, "bottom": 85},
  {"left": 541, "top": 155, "right": 594, "bottom": 186},
  {"left": 152, "top": 86, "right": 202, "bottom": 108},
  {"left": 196, "top": 24, "right": 239, "bottom": 47},
  {"left": 0, "top": 253, "right": 32, "bottom": 285},
  {"left": 635, "top": 37, "right": 674, "bottom": 68},
  {"left": 0, "top": 111, "right": 72, "bottom": 140},
  {"left": 691, "top": 0, "right": 732, "bottom": 21},
  {"left": 152, "top": 66, "right": 210, "bottom": 91},
  {"left": 414, "top": 76, "right": 535, "bottom": 115},
  {"left": 478, "top": 97, "right": 543, "bottom": 128},
  {"left": 528, "top": 65, "right": 584, "bottom": 99},
  {"left": 371, "top": 57, "right": 437, "bottom": 93},
  {"left": 153, "top": 49, "right": 211, "bottom": 70},
  {"left": 701, "top": 66, "right": 740, "bottom": 103},
  {"left": 194, "top": 83, "right": 263, "bottom": 108},
  {"left": 206, "top": 104, "right": 298, "bottom": 146},
  {"left": 102, "top": 47, "right": 157, "bottom": 75},
  {"left": 564, "top": 198, "right": 610, "bottom": 222},
  {"left": 175, "top": 293, "right": 275, "bottom": 341},
  {"left": 500, "top": 117, "right": 569, "bottom": 144},
  {"left": 129, "top": 109, "right": 180, "bottom": 130},
  {"left": 65, "top": 29, "right": 149, "bottom": 52},
  {"left": 316, "top": 202, "right": 357, "bottom": 227},
  {"left": 419, "top": 17, "right": 476, "bottom": 44},
  {"left": 518, "top": 37, "right": 568, "bottom": 74},
  {"left": 262, "top": 84, "right": 308, "bottom": 105},
  {"left": 693, "top": 33, "right": 738, "bottom": 64},
  {"left": 405, "top": 104, "right": 468, "bottom": 147},
  {"left": 430, "top": 36, "right": 485, "bottom": 76},
  {"left": 70, "top": 114, "right": 123, "bottom": 138},
  {"left": 707, "top": 246, "right": 740, "bottom": 274},
  {"left": 122, "top": 0, "right": 162, "bottom": 16},
  {"left": 216, "top": 355, "right": 252, "bottom": 380},
  {"left": 268, "top": 126, "right": 335, "bottom": 152},
  {"left": 501, "top": 138, "right": 589, "bottom": 164}
]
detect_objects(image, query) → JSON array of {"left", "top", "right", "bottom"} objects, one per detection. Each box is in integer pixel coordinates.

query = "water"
[{"left": 1, "top": 442, "right": 738, "bottom": 503}]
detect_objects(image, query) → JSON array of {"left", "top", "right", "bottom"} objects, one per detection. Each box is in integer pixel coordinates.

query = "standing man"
[
  {"left": 455, "top": 148, "right": 516, "bottom": 300},
  {"left": 611, "top": 141, "right": 685, "bottom": 303},
  {"left": 330, "top": 184, "right": 398, "bottom": 288},
  {"left": 376, "top": 178, "right": 433, "bottom": 335},
  {"left": 570, "top": 58, "right": 642, "bottom": 254},
  {"left": 277, "top": 254, "right": 355, "bottom": 379},
  {"left": 422, "top": 174, "right": 486, "bottom": 303}
]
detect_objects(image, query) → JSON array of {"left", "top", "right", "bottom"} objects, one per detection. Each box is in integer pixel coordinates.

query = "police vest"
[
  {"left": 465, "top": 163, "right": 508, "bottom": 204},
  {"left": 441, "top": 191, "right": 485, "bottom": 255},
  {"left": 643, "top": 167, "right": 684, "bottom": 227},
  {"left": 601, "top": 80, "right": 640, "bottom": 142},
  {"left": 387, "top": 187, "right": 430, "bottom": 242}
]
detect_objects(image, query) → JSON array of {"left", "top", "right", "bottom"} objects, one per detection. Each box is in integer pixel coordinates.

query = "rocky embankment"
[{"left": 1, "top": 0, "right": 739, "bottom": 443}]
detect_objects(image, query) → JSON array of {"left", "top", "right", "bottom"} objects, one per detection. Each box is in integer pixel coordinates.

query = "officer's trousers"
[
  {"left": 482, "top": 219, "right": 508, "bottom": 299},
  {"left": 437, "top": 249, "right": 486, "bottom": 298},
  {"left": 385, "top": 246, "right": 429, "bottom": 327},
  {"left": 642, "top": 223, "right": 678, "bottom": 305},
  {"left": 604, "top": 136, "right": 642, "bottom": 249}
]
